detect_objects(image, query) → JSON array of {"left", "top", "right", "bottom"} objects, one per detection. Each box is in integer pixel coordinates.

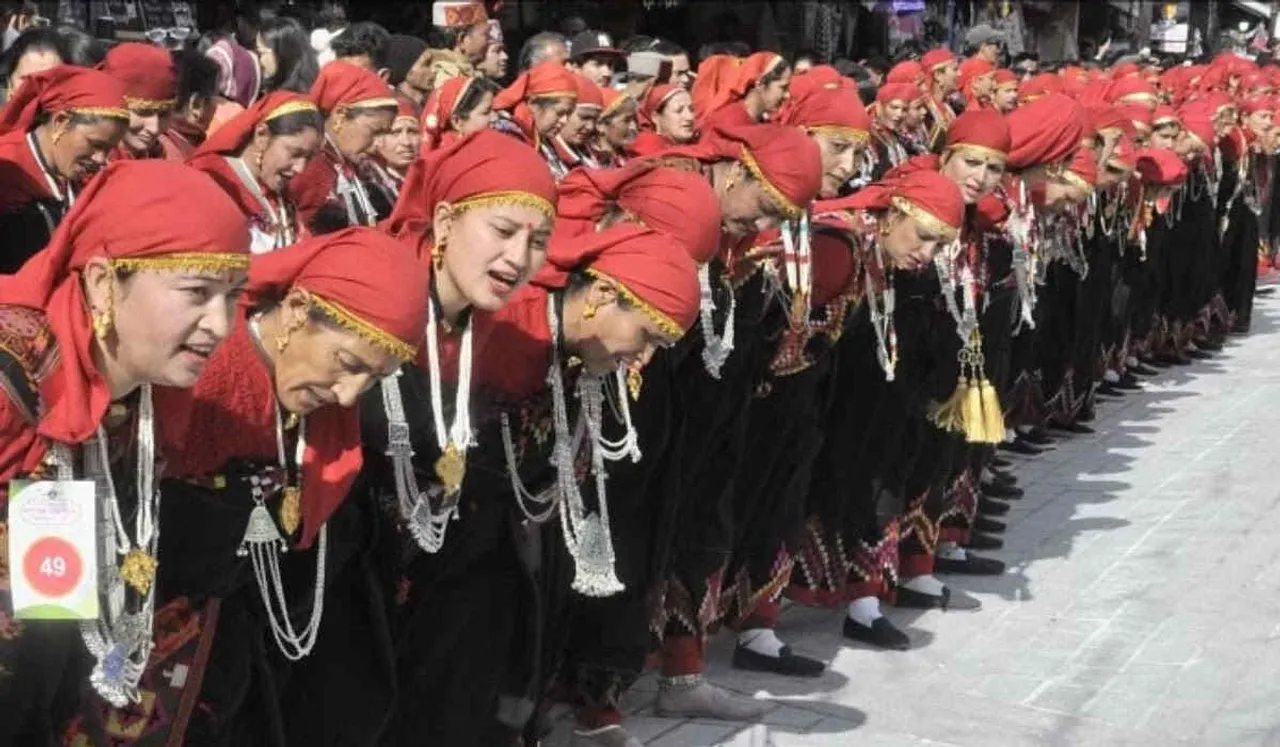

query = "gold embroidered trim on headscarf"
[
  {"left": 529, "top": 90, "right": 578, "bottom": 103},
  {"left": 1060, "top": 169, "right": 1094, "bottom": 194},
  {"left": 69, "top": 106, "right": 130, "bottom": 121},
  {"left": 584, "top": 268, "right": 684, "bottom": 338},
  {"left": 944, "top": 142, "right": 1008, "bottom": 164},
  {"left": 452, "top": 190, "right": 555, "bottom": 220},
  {"left": 806, "top": 125, "right": 871, "bottom": 144},
  {"left": 265, "top": 100, "right": 320, "bottom": 121},
  {"left": 1117, "top": 92, "right": 1158, "bottom": 107},
  {"left": 602, "top": 93, "right": 632, "bottom": 118},
  {"left": 310, "top": 295, "right": 417, "bottom": 361},
  {"left": 740, "top": 147, "right": 802, "bottom": 219},
  {"left": 108, "top": 253, "right": 250, "bottom": 273},
  {"left": 123, "top": 96, "right": 177, "bottom": 111},
  {"left": 890, "top": 196, "right": 958, "bottom": 241},
  {"left": 1152, "top": 115, "right": 1180, "bottom": 128}
]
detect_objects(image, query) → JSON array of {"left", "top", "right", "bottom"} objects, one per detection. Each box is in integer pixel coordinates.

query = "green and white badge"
[{"left": 7, "top": 480, "right": 98, "bottom": 620}]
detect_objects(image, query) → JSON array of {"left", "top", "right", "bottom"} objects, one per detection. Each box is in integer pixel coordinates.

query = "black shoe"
[
  {"left": 1193, "top": 339, "right": 1224, "bottom": 352},
  {"left": 1255, "top": 286, "right": 1275, "bottom": 297},
  {"left": 1145, "top": 356, "right": 1173, "bottom": 368},
  {"left": 1187, "top": 348, "right": 1214, "bottom": 360},
  {"left": 1130, "top": 363, "right": 1160, "bottom": 376},
  {"left": 979, "top": 496, "right": 1011, "bottom": 516},
  {"left": 975, "top": 515, "right": 1006, "bottom": 533},
  {"left": 1116, "top": 374, "right": 1143, "bottom": 390},
  {"left": 990, "top": 456, "right": 1013, "bottom": 469},
  {"left": 1051, "top": 422, "right": 1095, "bottom": 435},
  {"left": 999, "top": 438, "right": 1043, "bottom": 456},
  {"left": 1096, "top": 383, "right": 1125, "bottom": 397},
  {"left": 987, "top": 470, "right": 1017, "bottom": 488},
  {"left": 963, "top": 532, "right": 1003, "bottom": 550},
  {"left": 935, "top": 553, "right": 1006, "bottom": 575},
  {"left": 731, "top": 644, "right": 825, "bottom": 678},
  {"left": 1020, "top": 428, "right": 1054, "bottom": 445},
  {"left": 842, "top": 616, "right": 910, "bottom": 651},
  {"left": 1170, "top": 352, "right": 1193, "bottom": 365},
  {"left": 981, "top": 482, "right": 1024, "bottom": 500},
  {"left": 894, "top": 585, "right": 981, "bottom": 611}
]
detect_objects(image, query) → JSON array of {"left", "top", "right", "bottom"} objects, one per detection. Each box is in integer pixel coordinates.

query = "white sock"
[
  {"left": 846, "top": 596, "right": 883, "bottom": 627},
  {"left": 1104, "top": 369, "right": 1120, "bottom": 383},
  {"left": 902, "top": 574, "right": 946, "bottom": 596},
  {"left": 738, "top": 628, "right": 786, "bottom": 657},
  {"left": 1005, "top": 428, "right": 1017, "bottom": 442},
  {"left": 937, "top": 542, "right": 967, "bottom": 561},
  {"left": 1126, "top": 356, "right": 1140, "bottom": 367}
]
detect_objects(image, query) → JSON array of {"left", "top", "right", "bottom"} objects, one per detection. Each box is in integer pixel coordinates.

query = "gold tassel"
[
  {"left": 929, "top": 376, "right": 968, "bottom": 433},
  {"left": 962, "top": 374, "right": 987, "bottom": 443},
  {"left": 978, "top": 377, "right": 1006, "bottom": 444}
]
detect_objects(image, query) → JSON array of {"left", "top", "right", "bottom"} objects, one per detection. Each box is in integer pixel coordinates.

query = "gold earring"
[
  {"left": 627, "top": 367, "right": 643, "bottom": 400},
  {"left": 253, "top": 147, "right": 264, "bottom": 172},
  {"left": 582, "top": 301, "right": 599, "bottom": 320},
  {"left": 432, "top": 237, "right": 446, "bottom": 270},
  {"left": 275, "top": 314, "right": 305, "bottom": 353},
  {"left": 724, "top": 168, "right": 740, "bottom": 193},
  {"left": 92, "top": 275, "right": 115, "bottom": 341},
  {"left": 51, "top": 124, "right": 67, "bottom": 145},
  {"left": 879, "top": 220, "right": 893, "bottom": 237}
]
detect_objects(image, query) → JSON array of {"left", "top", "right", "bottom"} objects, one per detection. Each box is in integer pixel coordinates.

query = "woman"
[
  {"left": 420, "top": 74, "right": 497, "bottom": 152},
  {"left": 100, "top": 42, "right": 178, "bottom": 161},
  {"left": 0, "top": 66, "right": 129, "bottom": 274},
  {"left": 869, "top": 82, "right": 919, "bottom": 179},
  {"left": 0, "top": 159, "right": 251, "bottom": 744},
  {"left": 362, "top": 95, "right": 421, "bottom": 221},
  {"left": 68, "top": 227, "right": 429, "bottom": 745},
  {"left": 189, "top": 91, "right": 325, "bottom": 254},
  {"left": 256, "top": 16, "right": 319, "bottom": 94},
  {"left": 0, "top": 26, "right": 65, "bottom": 104},
  {"left": 491, "top": 60, "right": 579, "bottom": 160},
  {"left": 278, "top": 129, "right": 559, "bottom": 746},
  {"left": 591, "top": 88, "right": 637, "bottom": 167},
  {"left": 550, "top": 73, "right": 605, "bottom": 175},
  {"left": 629, "top": 83, "right": 695, "bottom": 158},
  {"left": 289, "top": 61, "right": 398, "bottom": 234},
  {"left": 699, "top": 50, "right": 791, "bottom": 130}
]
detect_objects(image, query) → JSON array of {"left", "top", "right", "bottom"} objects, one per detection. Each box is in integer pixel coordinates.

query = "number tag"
[{"left": 7, "top": 480, "right": 98, "bottom": 620}]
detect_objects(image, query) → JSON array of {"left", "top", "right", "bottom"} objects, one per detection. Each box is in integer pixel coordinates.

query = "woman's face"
[
  {"left": 452, "top": 91, "right": 496, "bottom": 136},
  {"left": 905, "top": 100, "right": 928, "bottom": 128},
  {"left": 477, "top": 43, "right": 509, "bottom": 79},
  {"left": 269, "top": 292, "right": 401, "bottom": 415},
  {"left": 655, "top": 90, "right": 696, "bottom": 142},
  {"left": 255, "top": 34, "right": 278, "bottom": 81},
  {"left": 600, "top": 100, "right": 638, "bottom": 149},
  {"left": 812, "top": 132, "right": 863, "bottom": 198},
  {"left": 878, "top": 100, "right": 907, "bottom": 131},
  {"left": 376, "top": 117, "right": 421, "bottom": 170},
  {"left": 993, "top": 86, "right": 1018, "bottom": 113},
  {"left": 331, "top": 107, "right": 395, "bottom": 163},
  {"left": 719, "top": 167, "right": 787, "bottom": 237},
  {"left": 8, "top": 46, "right": 60, "bottom": 93},
  {"left": 571, "top": 279, "right": 676, "bottom": 374},
  {"left": 86, "top": 264, "right": 249, "bottom": 389},
  {"left": 47, "top": 115, "right": 127, "bottom": 184},
  {"left": 561, "top": 105, "right": 600, "bottom": 147},
  {"left": 252, "top": 125, "right": 322, "bottom": 194},
  {"left": 435, "top": 203, "right": 553, "bottom": 311},
  {"left": 880, "top": 210, "right": 947, "bottom": 272},
  {"left": 1150, "top": 123, "right": 1181, "bottom": 150},
  {"left": 940, "top": 149, "right": 1006, "bottom": 204},
  {"left": 123, "top": 105, "right": 172, "bottom": 155},
  {"left": 532, "top": 96, "right": 576, "bottom": 139},
  {"left": 756, "top": 67, "right": 792, "bottom": 115}
]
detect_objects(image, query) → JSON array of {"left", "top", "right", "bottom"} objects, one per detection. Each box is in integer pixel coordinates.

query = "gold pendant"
[
  {"left": 120, "top": 549, "right": 158, "bottom": 595},
  {"left": 284, "top": 411, "right": 300, "bottom": 431},
  {"left": 279, "top": 485, "right": 302, "bottom": 537},
  {"left": 434, "top": 442, "right": 466, "bottom": 496},
  {"left": 626, "top": 367, "right": 643, "bottom": 400}
]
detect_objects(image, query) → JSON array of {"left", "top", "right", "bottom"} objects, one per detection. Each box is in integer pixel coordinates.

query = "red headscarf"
[
  {"left": 663, "top": 122, "right": 823, "bottom": 220},
  {"left": 0, "top": 65, "right": 128, "bottom": 135},
  {"left": 1108, "top": 76, "right": 1159, "bottom": 110},
  {"left": 959, "top": 58, "right": 995, "bottom": 100},
  {"left": 1152, "top": 104, "right": 1180, "bottom": 129},
  {"left": 779, "top": 83, "right": 870, "bottom": 142},
  {"left": 1063, "top": 146, "right": 1098, "bottom": 192},
  {"left": 537, "top": 223, "right": 699, "bottom": 336},
  {"left": 160, "top": 227, "right": 426, "bottom": 548},
  {"left": 0, "top": 160, "right": 250, "bottom": 446},
  {"left": 823, "top": 168, "right": 964, "bottom": 240},
  {"left": 1178, "top": 100, "right": 1215, "bottom": 151},
  {"left": 1006, "top": 93, "right": 1086, "bottom": 171},
  {"left": 1108, "top": 135, "right": 1137, "bottom": 172},
  {"left": 383, "top": 128, "right": 557, "bottom": 259},
  {"left": 1134, "top": 147, "right": 1188, "bottom": 186},
  {"left": 101, "top": 42, "right": 177, "bottom": 109},
  {"left": 191, "top": 91, "right": 319, "bottom": 160},
  {"left": 701, "top": 51, "right": 787, "bottom": 124},
  {"left": 309, "top": 61, "right": 398, "bottom": 115},
  {"left": 420, "top": 75, "right": 479, "bottom": 152},
  {"left": 1018, "top": 73, "right": 1064, "bottom": 103},
  {"left": 690, "top": 55, "right": 742, "bottom": 116},
  {"left": 994, "top": 69, "right": 1018, "bottom": 92},
  {"left": 876, "top": 82, "right": 922, "bottom": 106},
  {"left": 640, "top": 83, "right": 682, "bottom": 130},
  {"left": 600, "top": 87, "right": 631, "bottom": 120},
  {"left": 492, "top": 61, "right": 579, "bottom": 143},
  {"left": 945, "top": 109, "right": 1011, "bottom": 157},
  {"left": 886, "top": 60, "right": 925, "bottom": 86},
  {"left": 571, "top": 73, "right": 604, "bottom": 109},
  {"left": 1118, "top": 103, "right": 1153, "bottom": 134},
  {"left": 795, "top": 65, "right": 849, "bottom": 92},
  {"left": 554, "top": 160, "right": 723, "bottom": 264},
  {"left": 921, "top": 49, "right": 956, "bottom": 75}
]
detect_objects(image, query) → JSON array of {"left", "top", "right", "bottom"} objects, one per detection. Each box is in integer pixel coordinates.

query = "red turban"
[
  {"left": 538, "top": 223, "right": 699, "bottom": 336},
  {"left": 921, "top": 48, "right": 956, "bottom": 73},
  {"left": 665, "top": 122, "right": 823, "bottom": 219},
  {"left": 641, "top": 83, "right": 682, "bottom": 127},
  {"left": 554, "top": 160, "right": 723, "bottom": 264},
  {"left": 493, "top": 61, "right": 579, "bottom": 111},
  {"left": 383, "top": 128, "right": 557, "bottom": 259},
  {"left": 572, "top": 73, "right": 604, "bottom": 109},
  {"left": 994, "top": 69, "right": 1018, "bottom": 91},
  {"left": 876, "top": 82, "right": 922, "bottom": 105},
  {"left": 1108, "top": 76, "right": 1159, "bottom": 108},
  {"left": 779, "top": 84, "right": 870, "bottom": 142},
  {"left": 1006, "top": 93, "right": 1086, "bottom": 171},
  {"left": 1152, "top": 104, "right": 1180, "bottom": 129},
  {"left": 702, "top": 51, "right": 787, "bottom": 120},
  {"left": 1085, "top": 103, "right": 1132, "bottom": 138},
  {"left": 959, "top": 58, "right": 995, "bottom": 93},
  {"left": 945, "top": 109, "right": 1011, "bottom": 157},
  {"left": 0, "top": 160, "right": 250, "bottom": 444},
  {"left": 1063, "top": 146, "right": 1098, "bottom": 191},
  {"left": 1177, "top": 101, "right": 1215, "bottom": 150},
  {"left": 795, "top": 65, "right": 849, "bottom": 92},
  {"left": 1108, "top": 135, "right": 1137, "bottom": 171},
  {"left": 309, "top": 61, "right": 398, "bottom": 115},
  {"left": 824, "top": 168, "right": 964, "bottom": 240},
  {"left": 1240, "top": 94, "right": 1274, "bottom": 115},
  {"left": 886, "top": 61, "right": 925, "bottom": 86},
  {"left": 600, "top": 87, "right": 631, "bottom": 119},
  {"left": 101, "top": 42, "right": 176, "bottom": 108},
  {"left": 690, "top": 55, "right": 741, "bottom": 116},
  {"left": 1018, "top": 73, "right": 1064, "bottom": 102},
  {"left": 1134, "top": 147, "right": 1188, "bottom": 187},
  {"left": 1117, "top": 103, "right": 1153, "bottom": 133},
  {"left": 191, "top": 91, "right": 319, "bottom": 159},
  {"left": 420, "top": 75, "right": 477, "bottom": 152},
  {"left": 0, "top": 65, "right": 128, "bottom": 135}
]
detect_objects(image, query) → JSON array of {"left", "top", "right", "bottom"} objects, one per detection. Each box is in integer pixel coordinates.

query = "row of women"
[{"left": 0, "top": 26, "right": 1273, "bottom": 747}]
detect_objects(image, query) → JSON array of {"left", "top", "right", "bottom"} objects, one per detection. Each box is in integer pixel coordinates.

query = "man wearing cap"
[
  {"left": 430, "top": 0, "right": 490, "bottom": 67},
  {"left": 965, "top": 23, "right": 1006, "bottom": 65},
  {"left": 568, "top": 30, "right": 626, "bottom": 87}
]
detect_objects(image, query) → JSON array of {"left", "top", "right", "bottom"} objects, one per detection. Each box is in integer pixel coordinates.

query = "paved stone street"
[{"left": 549, "top": 295, "right": 1280, "bottom": 747}]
